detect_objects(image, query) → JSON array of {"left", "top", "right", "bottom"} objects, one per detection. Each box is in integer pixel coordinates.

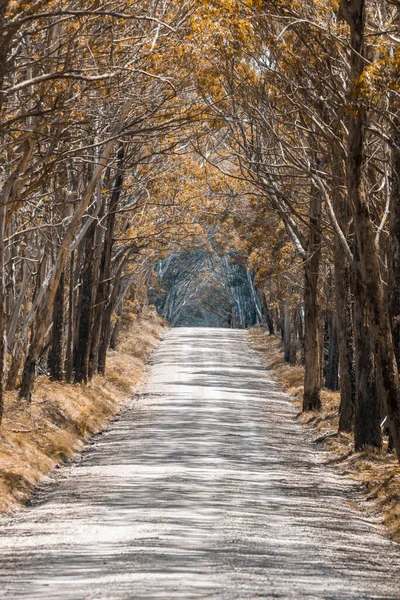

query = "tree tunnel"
[{"left": 149, "top": 250, "right": 262, "bottom": 328}]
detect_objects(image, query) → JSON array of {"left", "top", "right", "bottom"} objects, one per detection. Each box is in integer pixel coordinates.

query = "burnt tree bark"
[
  {"left": 0, "top": 195, "right": 6, "bottom": 422},
  {"left": 65, "top": 252, "right": 75, "bottom": 384},
  {"left": 325, "top": 311, "right": 339, "bottom": 391},
  {"left": 73, "top": 221, "right": 95, "bottom": 384},
  {"left": 332, "top": 178, "right": 356, "bottom": 431},
  {"left": 340, "top": 0, "right": 400, "bottom": 458},
  {"left": 282, "top": 304, "right": 298, "bottom": 364},
  {"left": 110, "top": 300, "right": 123, "bottom": 350},
  {"left": 336, "top": 256, "right": 356, "bottom": 431},
  {"left": 388, "top": 112, "right": 400, "bottom": 452},
  {"left": 290, "top": 308, "right": 299, "bottom": 365},
  {"left": 353, "top": 260, "right": 382, "bottom": 450},
  {"left": 303, "top": 188, "right": 322, "bottom": 411},
  {"left": 98, "top": 267, "right": 123, "bottom": 375},
  {"left": 283, "top": 303, "right": 292, "bottom": 363},
  {"left": 389, "top": 132, "right": 400, "bottom": 369},
  {"left": 86, "top": 210, "right": 105, "bottom": 380},
  {"left": 48, "top": 271, "right": 65, "bottom": 381}
]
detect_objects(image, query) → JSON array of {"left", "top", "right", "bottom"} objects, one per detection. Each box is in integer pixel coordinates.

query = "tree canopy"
[{"left": 0, "top": 0, "right": 400, "bottom": 462}]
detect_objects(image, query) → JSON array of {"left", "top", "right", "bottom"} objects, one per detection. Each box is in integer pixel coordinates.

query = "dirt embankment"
[
  {"left": 248, "top": 327, "right": 400, "bottom": 543},
  {"left": 0, "top": 306, "right": 168, "bottom": 514}
]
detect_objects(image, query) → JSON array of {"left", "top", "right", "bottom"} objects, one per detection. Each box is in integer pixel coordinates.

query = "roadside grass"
[
  {"left": 248, "top": 326, "right": 400, "bottom": 544},
  {"left": 0, "top": 305, "right": 168, "bottom": 514}
]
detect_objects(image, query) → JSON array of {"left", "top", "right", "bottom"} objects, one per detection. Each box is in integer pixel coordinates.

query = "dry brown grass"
[
  {"left": 0, "top": 305, "right": 168, "bottom": 514},
  {"left": 248, "top": 326, "right": 400, "bottom": 543}
]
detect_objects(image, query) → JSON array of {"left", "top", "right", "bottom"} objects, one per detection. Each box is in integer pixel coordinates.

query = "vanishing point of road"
[{"left": 0, "top": 328, "right": 400, "bottom": 599}]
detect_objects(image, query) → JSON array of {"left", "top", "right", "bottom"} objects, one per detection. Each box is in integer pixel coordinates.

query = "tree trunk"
[
  {"left": 303, "top": 189, "right": 321, "bottom": 411},
  {"left": 18, "top": 252, "right": 49, "bottom": 401},
  {"left": 85, "top": 203, "right": 105, "bottom": 380},
  {"left": 283, "top": 302, "right": 291, "bottom": 363},
  {"left": 97, "top": 268, "right": 123, "bottom": 375},
  {"left": 298, "top": 306, "right": 305, "bottom": 364},
  {"left": 48, "top": 271, "right": 65, "bottom": 381},
  {"left": 7, "top": 252, "right": 29, "bottom": 353},
  {"left": 278, "top": 303, "right": 284, "bottom": 340},
  {"left": 389, "top": 132, "right": 400, "bottom": 369},
  {"left": 325, "top": 311, "right": 339, "bottom": 391},
  {"left": 18, "top": 355, "right": 37, "bottom": 401},
  {"left": 353, "top": 262, "right": 382, "bottom": 450},
  {"left": 89, "top": 144, "right": 124, "bottom": 377},
  {"left": 0, "top": 196, "right": 6, "bottom": 422},
  {"left": 110, "top": 300, "right": 123, "bottom": 350},
  {"left": 290, "top": 308, "right": 299, "bottom": 365},
  {"left": 387, "top": 117, "right": 400, "bottom": 453},
  {"left": 329, "top": 152, "right": 356, "bottom": 430},
  {"left": 6, "top": 345, "right": 24, "bottom": 391},
  {"left": 73, "top": 222, "right": 95, "bottom": 384},
  {"left": 341, "top": 0, "right": 400, "bottom": 458},
  {"left": 65, "top": 252, "right": 75, "bottom": 384},
  {"left": 335, "top": 227, "right": 356, "bottom": 432},
  {"left": 260, "top": 289, "right": 275, "bottom": 334}
]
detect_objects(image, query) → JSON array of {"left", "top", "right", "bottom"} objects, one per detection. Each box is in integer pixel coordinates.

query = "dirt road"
[{"left": 0, "top": 328, "right": 399, "bottom": 599}]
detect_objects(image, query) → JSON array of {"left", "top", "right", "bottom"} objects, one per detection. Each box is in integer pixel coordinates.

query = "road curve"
[{"left": 0, "top": 327, "right": 400, "bottom": 599}]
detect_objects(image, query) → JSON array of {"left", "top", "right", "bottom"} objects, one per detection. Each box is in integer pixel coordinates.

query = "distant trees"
[{"left": 153, "top": 245, "right": 262, "bottom": 328}]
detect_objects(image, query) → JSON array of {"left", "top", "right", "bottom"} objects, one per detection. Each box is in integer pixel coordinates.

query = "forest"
[{"left": 0, "top": 0, "right": 400, "bottom": 468}]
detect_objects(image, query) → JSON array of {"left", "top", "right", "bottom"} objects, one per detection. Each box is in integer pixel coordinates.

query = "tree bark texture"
[
  {"left": 110, "top": 300, "right": 123, "bottom": 350},
  {"left": 353, "top": 261, "right": 382, "bottom": 450},
  {"left": 89, "top": 144, "right": 124, "bottom": 377},
  {"left": 341, "top": 0, "right": 400, "bottom": 458},
  {"left": 260, "top": 289, "right": 275, "bottom": 335},
  {"left": 283, "top": 303, "right": 291, "bottom": 363},
  {"left": 389, "top": 133, "right": 400, "bottom": 369},
  {"left": 65, "top": 252, "right": 75, "bottom": 384},
  {"left": 73, "top": 221, "right": 95, "bottom": 384},
  {"left": 48, "top": 271, "right": 65, "bottom": 381},
  {"left": 303, "top": 189, "right": 321, "bottom": 411},
  {"left": 325, "top": 311, "right": 339, "bottom": 391},
  {"left": 332, "top": 180, "right": 356, "bottom": 431},
  {"left": 0, "top": 196, "right": 6, "bottom": 422},
  {"left": 98, "top": 268, "right": 123, "bottom": 375}
]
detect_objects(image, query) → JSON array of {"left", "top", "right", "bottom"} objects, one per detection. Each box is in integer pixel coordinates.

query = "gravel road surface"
[{"left": 0, "top": 327, "right": 400, "bottom": 599}]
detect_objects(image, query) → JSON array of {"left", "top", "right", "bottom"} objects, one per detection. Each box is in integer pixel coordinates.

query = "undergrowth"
[{"left": 0, "top": 306, "right": 168, "bottom": 514}]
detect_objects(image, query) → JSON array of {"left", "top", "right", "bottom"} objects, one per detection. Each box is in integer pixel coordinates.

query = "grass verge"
[
  {"left": 248, "top": 326, "right": 400, "bottom": 543},
  {"left": 0, "top": 306, "right": 168, "bottom": 514}
]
